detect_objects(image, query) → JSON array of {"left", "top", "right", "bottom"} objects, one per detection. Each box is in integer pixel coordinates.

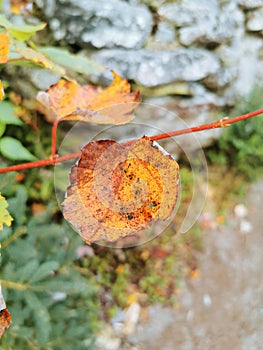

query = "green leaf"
[
  {"left": 6, "top": 186, "right": 28, "bottom": 226},
  {"left": 0, "top": 136, "right": 37, "bottom": 161},
  {"left": 44, "top": 279, "right": 88, "bottom": 294},
  {"left": 17, "top": 259, "right": 39, "bottom": 283},
  {"left": 0, "top": 15, "right": 46, "bottom": 41},
  {"left": 0, "top": 193, "right": 13, "bottom": 230},
  {"left": 11, "top": 40, "right": 66, "bottom": 75},
  {"left": 25, "top": 291, "right": 51, "bottom": 345},
  {"left": 0, "top": 101, "right": 23, "bottom": 125},
  {"left": 39, "top": 47, "right": 105, "bottom": 76},
  {"left": 0, "top": 120, "right": 6, "bottom": 137},
  {"left": 29, "top": 261, "right": 60, "bottom": 283}
]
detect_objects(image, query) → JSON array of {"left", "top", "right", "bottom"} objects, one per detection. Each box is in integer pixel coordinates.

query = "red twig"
[
  {"left": 150, "top": 108, "right": 263, "bottom": 142},
  {"left": 0, "top": 108, "right": 263, "bottom": 174},
  {"left": 51, "top": 119, "right": 60, "bottom": 158},
  {"left": 0, "top": 153, "right": 81, "bottom": 174}
]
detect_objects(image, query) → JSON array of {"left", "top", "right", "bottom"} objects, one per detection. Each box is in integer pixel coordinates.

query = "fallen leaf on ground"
[
  {"left": 62, "top": 136, "right": 179, "bottom": 244},
  {"left": 37, "top": 71, "right": 140, "bottom": 125}
]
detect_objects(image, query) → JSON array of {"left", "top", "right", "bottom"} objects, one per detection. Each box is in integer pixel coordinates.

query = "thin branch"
[
  {"left": 0, "top": 152, "right": 81, "bottom": 174},
  {"left": 1, "top": 227, "right": 27, "bottom": 249},
  {"left": 51, "top": 119, "right": 60, "bottom": 158},
  {"left": 1, "top": 280, "right": 46, "bottom": 292},
  {"left": 150, "top": 108, "right": 263, "bottom": 142},
  {"left": 0, "top": 108, "right": 262, "bottom": 174}
]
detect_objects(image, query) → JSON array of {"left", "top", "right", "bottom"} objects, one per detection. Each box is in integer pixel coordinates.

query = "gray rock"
[
  {"left": 155, "top": 23, "right": 175, "bottom": 43},
  {"left": 132, "top": 85, "right": 223, "bottom": 154},
  {"left": 26, "top": 68, "right": 60, "bottom": 90},
  {"left": 159, "top": 0, "right": 236, "bottom": 46},
  {"left": 238, "top": 0, "right": 263, "bottom": 9},
  {"left": 91, "top": 48, "right": 220, "bottom": 87},
  {"left": 95, "top": 325, "right": 121, "bottom": 350},
  {"left": 122, "top": 302, "right": 141, "bottom": 336},
  {"left": 202, "top": 66, "right": 238, "bottom": 90},
  {"left": 246, "top": 8, "right": 263, "bottom": 32},
  {"left": 36, "top": 0, "right": 153, "bottom": 49},
  {"left": 217, "top": 26, "right": 263, "bottom": 102},
  {"left": 158, "top": 0, "right": 218, "bottom": 27}
]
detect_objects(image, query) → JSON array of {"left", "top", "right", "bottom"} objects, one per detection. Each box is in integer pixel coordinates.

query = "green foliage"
[
  {"left": 0, "top": 12, "right": 103, "bottom": 77},
  {"left": 0, "top": 185, "right": 100, "bottom": 349},
  {"left": 0, "top": 101, "right": 23, "bottom": 125},
  {"left": 0, "top": 120, "right": 6, "bottom": 137},
  {"left": 0, "top": 99, "right": 39, "bottom": 161},
  {"left": 39, "top": 47, "right": 105, "bottom": 76},
  {"left": 8, "top": 39, "right": 67, "bottom": 75},
  {"left": 207, "top": 86, "right": 263, "bottom": 181},
  {"left": 0, "top": 14, "right": 46, "bottom": 41},
  {"left": 0, "top": 136, "right": 37, "bottom": 161},
  {"left": 0, "top": 90, "right": 56, "bottom": 165}
]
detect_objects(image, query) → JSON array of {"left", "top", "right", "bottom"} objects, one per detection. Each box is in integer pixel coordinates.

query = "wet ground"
[{"left": 125, "top": 180, "right": 263, "bottom": 349}]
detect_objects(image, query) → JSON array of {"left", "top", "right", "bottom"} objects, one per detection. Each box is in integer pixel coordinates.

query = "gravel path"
[{"left": 127, "top": 180, "right": 263, "bottom": 350}]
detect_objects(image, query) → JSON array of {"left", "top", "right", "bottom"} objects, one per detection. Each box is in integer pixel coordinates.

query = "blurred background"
[{"left": 0, "top": 0, "right": 263, "bottom": 349}]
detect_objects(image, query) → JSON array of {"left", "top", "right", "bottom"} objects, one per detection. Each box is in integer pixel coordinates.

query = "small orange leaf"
[
  {"left": 0, "top": 81, "right": 4, "bottom": 101},
  {"left": 0, "top": 308, "right": 11, "bottom": 338},
  {"left": 37, "top": 71, "right": 140, "bottom": 125},
  {"left": 190, "top": 268, "right": 200, "bottom": 279},
  {"left": 0, "top": 33, "right": 10, "bottom": 64},
  {"left": 10, "top": 0, "right": 30, "bottom": 14},
  {"left": 31, "top": 202, "right": 46, "bottom": 216},
  {"left": 62, "top": 136, "right": 179, "bottom": 245}
]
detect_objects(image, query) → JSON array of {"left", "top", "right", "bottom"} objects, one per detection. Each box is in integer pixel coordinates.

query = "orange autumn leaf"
[
  {"left": 190, "top": 268, "right": 200, "bottom": 280},
  {"left": 62, "top": 136, "right": 179, "bottom": 245},
  {"left": 0, "top": 81, "right": 4, "bottom": 101},
  {"left": 0, "top": 33, "right": 10, "bottom": 64},
  {"left": 0, "top": 308, "right": 11, "bottom": 338},
  {"left": 10, "top": 0, "right": 30, "bottom": 14},
  {"left": 37, "top": 71, "right": 140, "bottom": 125}
]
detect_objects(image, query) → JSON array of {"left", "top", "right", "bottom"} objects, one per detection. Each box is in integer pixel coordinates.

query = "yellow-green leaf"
[
  {"left": 0, "top": 15, "right": 46, "bottom": 41},
  {"left": 11, "top": 40, "right": 66, "bottom": 75},
  {"left": 0, "top": 136, "right": 37, "bottom": 161},
  {"left": 0, "top": 101, "right": 23, "bottom": 125},
  {"left": 0, "top": 193, "right": 13, "bottom": 230}
]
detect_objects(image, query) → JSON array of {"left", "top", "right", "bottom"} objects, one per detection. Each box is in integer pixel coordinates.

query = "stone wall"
[{"left": 36, "top": 0, "right": 263, "bottom": 147}]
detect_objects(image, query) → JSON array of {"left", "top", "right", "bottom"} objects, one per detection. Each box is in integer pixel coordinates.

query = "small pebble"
[
  {"left": 240, "top": 220, "right": 253, "bottom": 234},
  {"left": 234, "top": 204, "right": 248, "bottom": 218},
  {"left": 203, "top": 293, "right": 212, "bottom": 307}
]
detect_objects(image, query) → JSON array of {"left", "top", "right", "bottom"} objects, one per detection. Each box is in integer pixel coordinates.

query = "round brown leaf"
[{"left": 62, "top": 136, "right": 179, "bottom": 245}]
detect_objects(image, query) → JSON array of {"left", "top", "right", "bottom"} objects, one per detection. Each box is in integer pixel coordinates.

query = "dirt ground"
[{"left": 126, "top": 180, "right": 263, "bottom": 350}]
